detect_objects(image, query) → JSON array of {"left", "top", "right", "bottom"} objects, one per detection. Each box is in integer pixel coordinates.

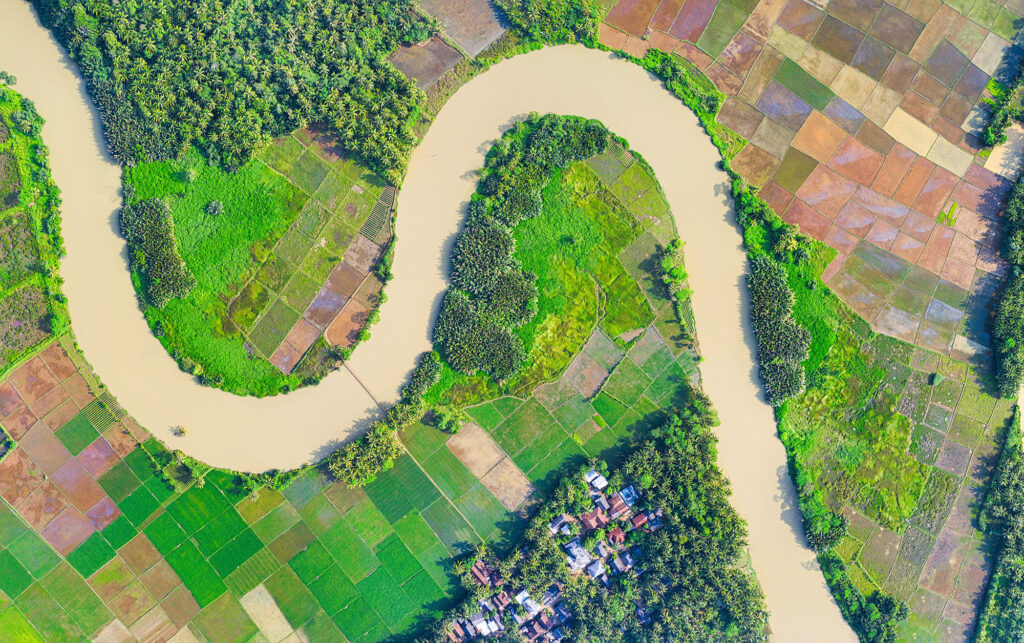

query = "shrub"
[
  {"left": 494, "top": 0, "right": 601, "bottom": 44},
  {"left": 119, "top": 198, "right": 196, "bottom": 307},
  {"left": 748, "top": 255, "right": 809, "bottom": 405},
  {"left": 206, "top": 200, "right": 223, "bottom": 216},
  {"left": 402, "top": 351, "right": 442, "bottom": 401},
  {"left": 995, "top": 272, "right": 1024, "bottom": 398},
  {"left": 481, "top": 270, "right": 539, "bottom": 327},
  {"left": 327, "top": 424, "right": 403, "bottom": 487},
  {"left": 449, "top": 220, "right": 516, "bottom": 296}
]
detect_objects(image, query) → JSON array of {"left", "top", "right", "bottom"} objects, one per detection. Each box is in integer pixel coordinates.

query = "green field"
[{"left": 124, "top": 133, "right": 393, "bottom": 397}]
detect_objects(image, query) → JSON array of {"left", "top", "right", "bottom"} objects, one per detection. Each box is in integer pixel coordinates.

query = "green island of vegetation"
[
  {"left": 121, "top": 136, "right": 396, "bottom": 396},
  {"left": 0, "top": 77, "right": 67, "bottom": 379}
]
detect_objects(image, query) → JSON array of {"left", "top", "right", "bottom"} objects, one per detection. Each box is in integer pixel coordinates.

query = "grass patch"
[
  {"left": 53, "top": 414, "right": 99, "bottom": 455},
  {"left": 420, "top": 498, "right": 479, "bottom": 556},
  {"left": 209, "top": 529, "right": 263, "bottom": 577},
  {"left": 0, "top": 549, "right": 32, "bottom": 598},
  {"left": 8, "top": 532, "right": 59, "bottom": 579}
]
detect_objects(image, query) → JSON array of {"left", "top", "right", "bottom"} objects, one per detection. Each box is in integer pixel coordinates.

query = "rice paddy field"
[
  {"left": 775, "top": 230, "right": 1016, "bottom": 640},
  {"left": 0, "top": 136, "right": 703, "bottom": 641},
  {"left": 124, "top": 131, "right": 396, "bottom": 397}
]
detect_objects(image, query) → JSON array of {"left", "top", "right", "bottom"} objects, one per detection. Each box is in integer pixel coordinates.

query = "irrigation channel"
[{"left": 0, "top": 1, "right": 854, "bottom": 638}]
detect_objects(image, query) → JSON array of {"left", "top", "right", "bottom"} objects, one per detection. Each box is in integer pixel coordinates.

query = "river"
[{"left": 0, "top": 1, "right": 854, "bottom": 638}]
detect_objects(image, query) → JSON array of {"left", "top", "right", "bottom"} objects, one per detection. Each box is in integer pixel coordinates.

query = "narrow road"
[{"left": 1, "top": 2, "right": 854, "bottom": 637}]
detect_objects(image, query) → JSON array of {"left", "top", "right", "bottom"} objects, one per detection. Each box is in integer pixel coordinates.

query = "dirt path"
[{"left": 1, "top": 3, "right": 852, "bottom": 636}]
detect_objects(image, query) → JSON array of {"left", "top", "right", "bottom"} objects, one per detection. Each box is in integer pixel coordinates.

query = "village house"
[
  {"left": 564, "top": 538, "right": 593, "bottom": 572},
  {"left": 608, "top": 491, "right": 630, "bottom": 519},
  {"left": 586, "top": 559, "right": 609, "bottom": 585},
  {"left": 585, "top": 469, "right": 608, "bottom": 491},
  {"left": 547, "top": 513, "right": 572, "bottom": 536},
  {"left": 515, "top": 589, "right": 543, "bottom": 617},
  {"left": 580, "top": 507, "right": 609, "bottom": 530},
  {"left": 608, "top": 525, "right": 626, "bottom": 545},
  {"left": 469, "top": 559, "right": 503, "bottom": 587}
]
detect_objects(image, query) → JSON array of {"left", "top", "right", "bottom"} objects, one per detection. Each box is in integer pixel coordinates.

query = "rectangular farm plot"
[
  {"left": 420, "top": 498, "right": 479, "bottom": 555},
  {"left": 357, "top": 567, "right": 415, "bottom": 628},
  {"left": 490, "top": 398, "right": 557, "bottom": 455},
  {"left": 392, "top": 511, "right": 444, "bottom": 557},
  {"left": 264, "top": 566, "right": 319, "bottom": 629},
  {"left": 248, "top": 299, "right": 301, "bottom": 357},
  {"left": 319, "top": 520, "right": 379, "bottom": 583},
  {"left": 342, "top": 499, "right": 392, "bottom": 548},
  {"left": 164, "top": 541, "right": 226, "bottom": 607},
  {"left": 420, "top": 448, "right": 478, "bottom": 500},
  {"left": 374, "top": 534, "right": 423, "bottom": 584},
  {"left": 307, "top": 564, "right": 359, "bottom": 615},
  {"left": 453, "top": 483, "right": 511, "bottom": 541}
]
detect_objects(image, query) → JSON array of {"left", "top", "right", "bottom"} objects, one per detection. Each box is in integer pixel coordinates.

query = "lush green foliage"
[
  {"left": 0, "top": 85, "right": 69, "bottom": 371},
  {"left": 327, "top": 424, "right": 403, "bottom": 487},
  {"left": 434, "top": 114, "right": 609, "bottom": 383},
  {"left": 494, "top": 0, "right": 601, "bottom": 44},
  {"left": 994, "top": 271, "right": 1024, "bottom": 397},
  {"left": 119, "top": 198, "right": 196, "bottom": 308},
  {"left": 1002, "top": 180, "right": 1024, "bottom": 266},
  {"left": 993, "top": 174, "right": 1024, "bottom": 397},
  {"left": 748, "top": 255, "right": 810, "bottom": 405},
  {"left": 401, "top": 351, "right": 442, "bottom": 401},
  {"left": 32, "top": 0, "right": 430, "bottom": 178},
  {"left": 978, "top": 408, "right": 1024, "bottom": 642},
  {"left": 982, "top": 73, "right": 1022, "bottom": 148}
]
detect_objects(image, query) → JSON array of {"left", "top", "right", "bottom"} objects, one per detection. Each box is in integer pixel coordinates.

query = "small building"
[
  {"left": 548, "top": 513, "right": 572, "bottom": 536},
  {"left": 493, "top": 591, "right": 511, "bottom": 611},
  {"left": 564, "top": 538, "right": 593, "bottom": 572},
  {"left": 586, "top": 559, "right": 609, "bottom": 586},
  {"left": 554, "top": 603, "right": 572, "bottom": 624},
  {"left": 550, "top": 625, "right": 567, "bottom": 641},
  {"left": 447, "top": 620, "right": 470, "bottom": 642},
  {"left": 592, "top": 493, "right": 610, "bottom": 512},
  {"left": 580, "top": 508, "right": 609, "bottom": 531},
  {"left": 610, "top": 556, "right": 628, "bottom": 574},
  {"left": 608, "top": 493, "right": 630, "bottom": 519},
  {"left": 620, "top": 485, "right": 639, "bottom": 506},
  {"left": 595, "top": 541, "right": 609, "bottom": 558},
  {"left": 515, "top": 589, "right": 543, "bottom": 617},
  {"left": 608, "top": 525, "right": 626, "bottom": 545},
  {"left": 631, "top": 512, "right": 648, "bottom": 530},
  {"left": 541, "top": 584, "right": 561, "bottom": 607},
  {"left": 585, "top": 469, "right": 609, "bottom": 491}
]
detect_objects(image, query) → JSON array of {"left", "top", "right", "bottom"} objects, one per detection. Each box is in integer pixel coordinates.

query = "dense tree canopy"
[
  {"left": 32, "top": 0, "right": 430, "bottom": 177},
  {"left": 433, "top": 114, "right": 608, "bottom": 383}
]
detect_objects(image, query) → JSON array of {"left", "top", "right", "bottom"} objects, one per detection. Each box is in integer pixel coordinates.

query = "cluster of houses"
[
  {"left": 553, "top": 470, "right": 661, "bottom": 586},
  {"left": 446, "top": 560, "right": 570, "bottom": 642},
  {"left": 446, "top": 470, "right": 663, "bottom": 641}
]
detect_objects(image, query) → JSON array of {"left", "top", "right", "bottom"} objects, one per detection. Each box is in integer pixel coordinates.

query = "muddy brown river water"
[{"left": 1, "top": 1, "right": 853, "bottom": 637}]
